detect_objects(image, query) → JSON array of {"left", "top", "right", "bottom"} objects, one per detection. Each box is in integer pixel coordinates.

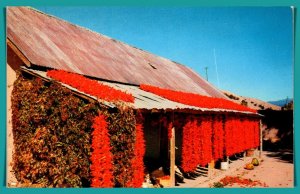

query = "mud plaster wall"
[{"left": 6, "top": 45, "right": 24, "bottom": 186}]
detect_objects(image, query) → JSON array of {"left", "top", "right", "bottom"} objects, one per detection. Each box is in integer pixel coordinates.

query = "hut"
[{"left": 6, "top": 7, "right": 262, "bottom": 188}]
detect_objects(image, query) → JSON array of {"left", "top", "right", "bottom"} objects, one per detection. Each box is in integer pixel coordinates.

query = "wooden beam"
[
  {"left": 169, "top": 127, "right": 175, "bottom": 187},
  {"left": 135, "top": 108, "right": 261, "bottom": 118},
  {"left": 208, "top": 160, "right": 215, "bottom": 178},
  {"left": 7, "top": 38, "right": 31, "bottom": 67}
]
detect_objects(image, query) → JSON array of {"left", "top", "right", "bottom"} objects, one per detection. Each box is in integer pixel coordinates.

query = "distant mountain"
[
  {"left": 268, "top": 98, "right": 293, "bottom": 107},
  {"left": 222, "top": 90, "right": 281, "bottom": 111}
]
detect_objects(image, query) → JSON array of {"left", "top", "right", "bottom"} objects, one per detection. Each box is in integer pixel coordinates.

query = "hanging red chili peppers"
[
  {"left": 140, "top": 84, "right": 256, "bottom": 113},
  {"left": 180, "top": 114, "right": 261, "bottom": 173},
  {"left": 254, "top": 119, "right": 260, "bottom": 148},
  {"left": 129, "top": 124, "right": 146, "bottom": 188},
  {"left": 212, "top": 115, "right": 224, "bottom": 160},
  {"left": 182, "top": 117, "right": 198, "bottom": 172},
  {"left": 47, "top": 70, "right": 134, "bottom": 103},
  {"left": 168, "top": 122, "right": 173, "bottom": 140},
  {"left": 198, "top": 116, "right": 213, "bottom": 166},
  {"left": 224, "top": 116, "right": 260, "bottom": 157},
  {"left": 181, "top": 116, "right": 213, "bottom": 172},
  {"left": 90, "top": 114, "right": 113, "bottom": 187}
]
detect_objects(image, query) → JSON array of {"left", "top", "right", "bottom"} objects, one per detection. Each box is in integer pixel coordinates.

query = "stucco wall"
[{"left": 6, "top": 45, "right": 23, "bottom": 187}]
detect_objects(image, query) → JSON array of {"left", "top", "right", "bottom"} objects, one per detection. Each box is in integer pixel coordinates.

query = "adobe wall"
[{"left": 6, "top": 45, "right": 24, "bottom": 187}]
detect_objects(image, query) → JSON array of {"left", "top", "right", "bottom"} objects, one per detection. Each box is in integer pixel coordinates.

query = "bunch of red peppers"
[
  {"left": 90, "top": 115, "right": 145, "bottom": 188},
  {"left": 182, "top": 116, "right": 260, "bottom": 173},
  {"left": 47, "top": 70, "right": 134, "bottom": 103},
  {"left": 224, "top": 117, "right": 260, "bottom": 156},
  {"left": 129, "top": 124, "right": 146, "bottom": 187},
  {"left": 140, "top": 84, "right": 256, "bottom": 113},
  {"left": 90, "top": 114, "right": 113, "bottom": 187}
]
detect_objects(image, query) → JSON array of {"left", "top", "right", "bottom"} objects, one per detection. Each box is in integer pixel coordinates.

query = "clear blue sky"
[{"left": 35, "top": 6, "right": 293, "bottom": 102}]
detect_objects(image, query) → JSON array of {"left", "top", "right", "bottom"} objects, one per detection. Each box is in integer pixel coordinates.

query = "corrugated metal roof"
[
  {"left": 7, "top": 7, "right": 226, "bottom": 98},
  {"left": 101, "top": 81, "right": 198, "bottom": 110},
  {"left": 21, "top": 67, "right": 258, "bottom": 116},
  {"left": 100, "top": 81, "right": 258, "bottom": 115}
]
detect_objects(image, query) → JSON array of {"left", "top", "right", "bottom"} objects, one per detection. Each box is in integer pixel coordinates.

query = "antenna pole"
[{"left": 205, "top": 67, "right": 208, "bottom": 81}]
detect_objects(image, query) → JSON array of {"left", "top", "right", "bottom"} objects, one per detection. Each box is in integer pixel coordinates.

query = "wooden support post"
[
  {"left": 259, "top": 119, "right": 263, "bottom": 158},
  {"left": 209, "top": 160, "right": 215, "bottom": 169},
  {"left": 208, "top": 160, "right": 215, "bottom": 178},
  {"left": 170, "top": 127, "right": 175, "bottom": 187}
]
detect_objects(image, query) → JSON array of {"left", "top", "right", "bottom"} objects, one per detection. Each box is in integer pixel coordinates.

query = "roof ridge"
[
  {"left": 24, "top": 7, "right": 113, "bottom": 40},
  {"left": 23, "top": 6, "right": 187, "bottom": 68}
]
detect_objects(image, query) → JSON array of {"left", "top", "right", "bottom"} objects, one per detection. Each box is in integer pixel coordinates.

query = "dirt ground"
[
  {"left": 177, "top": 150, "right": 294, "bottom": 188},
  {"left": 225, "top": 151, "right": 293, "bottom": 188}
]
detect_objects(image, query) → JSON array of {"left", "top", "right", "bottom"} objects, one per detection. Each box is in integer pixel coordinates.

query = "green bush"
[{"left": 212, "top": 182, "right": 224, "bottom": 188}]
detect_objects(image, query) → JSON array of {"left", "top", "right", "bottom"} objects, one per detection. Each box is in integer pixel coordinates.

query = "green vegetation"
[{"left": 212, "top": 182, "right": 224, "bottom": 188}]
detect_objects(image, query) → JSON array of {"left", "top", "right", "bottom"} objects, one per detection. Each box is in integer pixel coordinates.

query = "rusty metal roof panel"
[{"left": 8, "top": 7, "right": 227, "bottom": 98}]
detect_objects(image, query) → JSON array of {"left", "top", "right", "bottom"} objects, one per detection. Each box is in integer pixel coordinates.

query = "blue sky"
[{"left": 35, "top": 6, "right": 293, "bottom": 102}]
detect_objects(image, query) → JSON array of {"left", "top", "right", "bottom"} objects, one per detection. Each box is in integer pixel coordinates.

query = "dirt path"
[
  {"left": 177, "top": 150, "right": 294, "bottom": 188},
  {"left": 230, "top": 151, "right": 293, "bottom": 187},
  {"left": 218, "top": 151, "right": 294, "bottom": 188}
]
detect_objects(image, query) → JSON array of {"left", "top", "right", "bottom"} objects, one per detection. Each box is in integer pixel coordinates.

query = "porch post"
[
  {"left": 259, "top": 119, "right": 263, "bottom": 158},
  {"left": 170, "top": 127, "right": 175, "bottom": 187}
]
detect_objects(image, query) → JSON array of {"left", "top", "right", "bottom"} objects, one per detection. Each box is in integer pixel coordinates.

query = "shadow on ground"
[
  {"left": 263, "top": 140, "right": 293, "bottom": 163},
  {"left": 264, "top": 149, "right": 293, "bottom": 164},
  {"left": 259, "top": 110, "right": 293, "bottom": 164}
]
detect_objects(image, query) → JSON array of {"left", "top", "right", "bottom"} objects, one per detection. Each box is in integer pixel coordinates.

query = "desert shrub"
[{"left": 11, "top": 73, "right": 99, "bottom": 187}]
